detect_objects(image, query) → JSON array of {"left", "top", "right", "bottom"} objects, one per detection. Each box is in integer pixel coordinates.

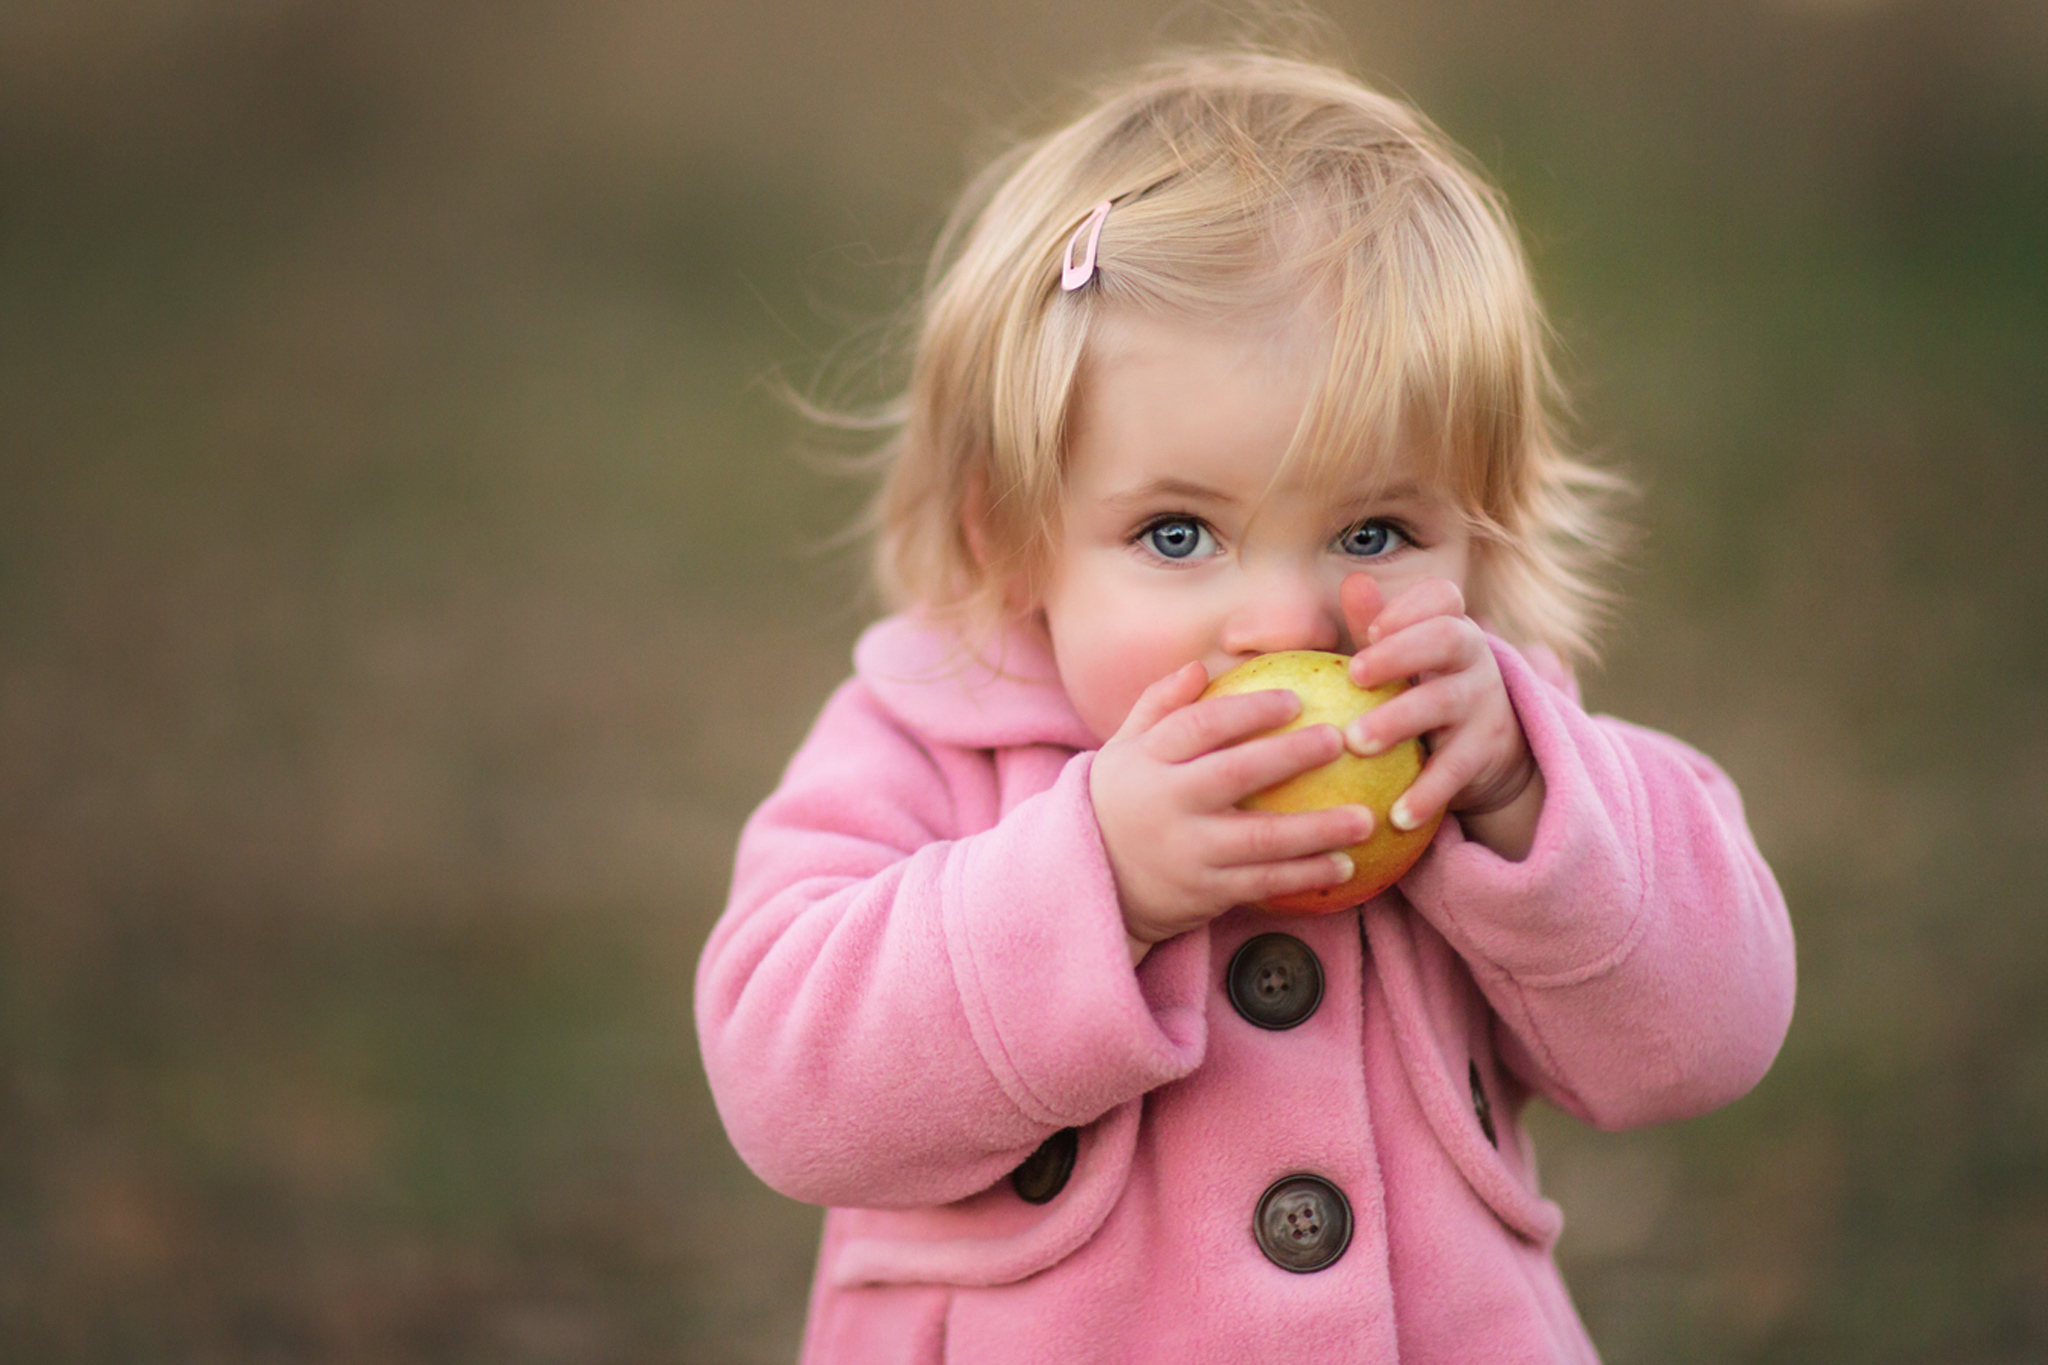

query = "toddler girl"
[{"left": 697, "top": 48, "right": 1795, "bottom": 1364}]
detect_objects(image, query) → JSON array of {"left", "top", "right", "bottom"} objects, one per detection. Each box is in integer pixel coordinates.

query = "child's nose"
[{"left": 1220, "top": 568, "right": 1342, "bottom": 658}]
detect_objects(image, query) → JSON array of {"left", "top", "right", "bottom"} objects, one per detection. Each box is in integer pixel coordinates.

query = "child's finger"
[
  {"left": 1339, "top": 572, "right": 1386, "bottom": 651},
  {"left": 1212, "top": 849, "right": 1362, "bottom": 909},
  {"left": 1181, "top": 722, "right": 1343, "bottom": 803},
  {"left": 1355, "top": 577, "right": 1466, "bottom": 648},
  {"left": 1351, "top": 581, "right": 1466, "bottom": 683},
  {"left": 1144, "top": 687, "right": 1301, "bottom": 763},
  {"left": 1343, "top": 672, "right": 1473, "bottom": 756},
  {"left": 1208, "top": 804, "right": 1375, "bottom": 868},
  {"left": 1350, "top": 612, "right": 1487, "bottom": 690},
  {"left": 1385, "top": 734, "right": 1487, "bottom": 833},
  {"left": 1114, "top": 661, "right": 1212, "bottom": 740}
]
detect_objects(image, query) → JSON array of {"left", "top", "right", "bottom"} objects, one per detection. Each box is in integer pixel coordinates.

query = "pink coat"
[{"left": 696, "top": 615, "right": 1795, "bottom": 1364}]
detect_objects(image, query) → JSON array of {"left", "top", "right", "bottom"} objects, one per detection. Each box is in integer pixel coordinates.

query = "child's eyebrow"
[
  {"left": 1102, "top": 477, "right": 1237, "bottom": 509},
  {"left": 1334, "top": 479, "right": 1432, "bottom": 510}
]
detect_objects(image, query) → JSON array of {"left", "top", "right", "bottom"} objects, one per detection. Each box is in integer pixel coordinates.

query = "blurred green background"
[{"left": 1, "top": 1, "right": 2043, "bottom": 1361}]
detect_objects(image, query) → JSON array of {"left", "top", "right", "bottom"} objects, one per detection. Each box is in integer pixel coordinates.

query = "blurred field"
[{"left": 1, "top": 2, "right": 2044, "bottom": 1361}]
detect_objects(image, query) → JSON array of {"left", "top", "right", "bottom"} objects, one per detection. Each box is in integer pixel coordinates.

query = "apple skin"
[{"left": 1201, "top": 650, "right": 1444, "bottom": 914}]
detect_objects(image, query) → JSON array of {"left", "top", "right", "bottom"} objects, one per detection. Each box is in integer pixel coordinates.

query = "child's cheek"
[
  {"left": 1084, "top": 634, "right": 1209, "bottom": 742},
  {"left": 1062, "top": 653, "right": 1149, "bottom": 744}
]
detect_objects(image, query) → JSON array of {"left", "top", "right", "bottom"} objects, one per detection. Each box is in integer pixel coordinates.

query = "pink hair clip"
[{"left": 1060, "top": 200, "right": 1113, "bottom": 291}]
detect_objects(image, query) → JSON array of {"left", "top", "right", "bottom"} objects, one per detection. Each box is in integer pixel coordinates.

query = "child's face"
[{"left": 1038, "top": 311, "right": 1474, "bottom": 743}]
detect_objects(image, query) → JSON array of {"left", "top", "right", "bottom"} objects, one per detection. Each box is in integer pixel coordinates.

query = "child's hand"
[
  {"left": 1339, "top": 573, "right": 1545, "bottom": 861},
  {"left": 1090, "top": 662, "right": 1374, "bottom": 964}
]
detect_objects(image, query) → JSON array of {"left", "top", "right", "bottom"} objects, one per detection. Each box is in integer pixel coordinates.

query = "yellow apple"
[{"left": 1201, "top": 650, "right": 1443, "bottom": 914}]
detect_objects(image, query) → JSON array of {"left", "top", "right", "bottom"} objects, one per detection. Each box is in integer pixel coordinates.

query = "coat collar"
[{"left": 853, "top": 614, "right": 1099, "bottom": 752}]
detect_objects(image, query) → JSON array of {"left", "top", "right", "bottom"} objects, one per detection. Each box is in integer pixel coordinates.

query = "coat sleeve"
[
  {"left": 694, "top": 678, "right": 1208, "bottom": 1210},
  {"left": 1399, "top": 638, "right": 1797, "bottom": 1130}
]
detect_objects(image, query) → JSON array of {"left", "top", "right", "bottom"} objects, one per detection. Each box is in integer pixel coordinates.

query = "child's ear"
[{"left": 963, "top": 469, "right": 1043, "bottom": 621}]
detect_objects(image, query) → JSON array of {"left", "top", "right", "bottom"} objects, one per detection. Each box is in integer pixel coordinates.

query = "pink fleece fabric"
[{"left": 696, "top": 616, "right": 1795, "bottom": 1364}]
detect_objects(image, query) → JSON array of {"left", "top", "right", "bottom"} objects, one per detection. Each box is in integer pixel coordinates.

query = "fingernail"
[
  {"left": 1366, "top": 624, "right": 1382, "bottom": 644},
  {"left": 1390, "top": 798, "right": 1420, "bottom": 832},
  {"left": 1329, "top": 852, "right": 1355, "bottom": 882},
  {"left": 1347, "top": 723, "right": 1385, "bottom": 756}
]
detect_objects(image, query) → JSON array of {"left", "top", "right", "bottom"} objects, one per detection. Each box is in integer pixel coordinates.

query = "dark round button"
[
  {"left": 1227, "top": 934, "right": 1324, "bottom": 1030},
  {"left": 1253, "top": 1173, "right": 1353, "bottom": 1273},
  {"left": 1010, "top": 1128, "right": 1078, "bottom": 1205}
]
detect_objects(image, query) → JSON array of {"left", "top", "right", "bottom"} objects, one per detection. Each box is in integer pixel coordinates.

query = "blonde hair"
[{"left": 863, "top": 48, "right": 1627, "bottom": 664}]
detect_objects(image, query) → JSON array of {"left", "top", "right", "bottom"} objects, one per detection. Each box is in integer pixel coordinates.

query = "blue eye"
[
  {"left": 1338, "top": 520, "right": 1404, "bottom": 558},
  {"left": 1144, "top": 518, "right": 1213, "bottom": 560}
]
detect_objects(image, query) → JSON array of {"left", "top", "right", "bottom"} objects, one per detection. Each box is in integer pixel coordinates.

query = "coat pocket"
[
  {"left": 827, "top": 1099, "right": 1141, "bottom": 1288},
  {"left": 1364, "top": 903, "right": 1564, "bottom": 1247}
]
